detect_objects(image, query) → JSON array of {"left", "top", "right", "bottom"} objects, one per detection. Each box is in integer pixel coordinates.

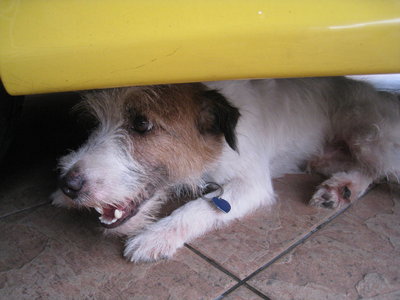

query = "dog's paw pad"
[
  {"left": 321, "top": 199, "right": 335, "bottom": 208},
  {"left": 310, "top": 183, "right": 351, "bottom": 209}
]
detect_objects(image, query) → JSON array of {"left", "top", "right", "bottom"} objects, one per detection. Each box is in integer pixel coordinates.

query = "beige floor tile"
[
  {"left": 188, "top": 174, "right": 348, "bottom": 279},
  {"left": 0, "top": 205, "right": 236, "bottom": 299},
  {"left": 247, "top": 184, "right": 400, "bottom": 300}
]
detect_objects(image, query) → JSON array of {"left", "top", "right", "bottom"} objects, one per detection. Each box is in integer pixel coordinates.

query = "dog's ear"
[{"left": 197, "top": 89, "right": 240, "bottom": 151}]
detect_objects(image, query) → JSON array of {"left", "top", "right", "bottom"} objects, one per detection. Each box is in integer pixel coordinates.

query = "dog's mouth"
[{"left": 92, "top": 200, "right": 141, "bottom": 229}]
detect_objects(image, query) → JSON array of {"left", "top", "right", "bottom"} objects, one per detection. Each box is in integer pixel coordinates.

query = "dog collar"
[{"left": 201, "top": 182, "right": 231, "bottom": 213}]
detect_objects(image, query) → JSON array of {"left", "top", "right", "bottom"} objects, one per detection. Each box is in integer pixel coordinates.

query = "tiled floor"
[{"left": 1, "top": 93, "right": 400, "bottom": 299}]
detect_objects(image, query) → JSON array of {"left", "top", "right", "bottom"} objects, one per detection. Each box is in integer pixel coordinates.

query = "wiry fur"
[{"left": 52, "top": 77, "right": 400, "bottom": 262}]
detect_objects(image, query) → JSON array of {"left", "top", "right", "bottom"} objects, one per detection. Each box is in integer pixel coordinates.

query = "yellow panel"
[{"left": 0, "top": 0, "right": 399, "bottom": 95}]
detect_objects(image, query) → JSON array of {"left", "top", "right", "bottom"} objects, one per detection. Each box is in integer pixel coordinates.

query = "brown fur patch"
[{"left": 123, "top": 84, "right": 225, "bottom": 182}]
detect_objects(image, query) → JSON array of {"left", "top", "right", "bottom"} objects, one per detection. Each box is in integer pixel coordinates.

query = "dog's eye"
[{"left": 131, "top": 115, "right": 153, "bottom": 134}]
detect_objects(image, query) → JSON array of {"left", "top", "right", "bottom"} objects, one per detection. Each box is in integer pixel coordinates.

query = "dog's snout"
[{"left": 59, "top": 168, "right": 85, "bottom": 199}]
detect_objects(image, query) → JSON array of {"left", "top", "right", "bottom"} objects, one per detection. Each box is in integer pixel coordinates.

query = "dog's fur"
[{"left": 52, "top": 77, "right": 400, "bottom": 262}]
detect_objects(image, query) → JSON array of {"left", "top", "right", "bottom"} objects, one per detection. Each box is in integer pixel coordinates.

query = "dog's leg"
[
  {"left": 310, "top": 171, "right": 373, "bottom": 209},
  {"left": 124, "top": 177, "right": 274, "bottom": 262}
]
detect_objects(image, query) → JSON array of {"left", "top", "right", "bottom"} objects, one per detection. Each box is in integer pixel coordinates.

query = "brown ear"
[{"left": 197, "top": 89, "right": 240, "bottom": 151}]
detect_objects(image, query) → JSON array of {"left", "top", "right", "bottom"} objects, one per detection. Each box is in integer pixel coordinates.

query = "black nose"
[{"left": 59, "top": 168, "right": 85, "bottom": 199}]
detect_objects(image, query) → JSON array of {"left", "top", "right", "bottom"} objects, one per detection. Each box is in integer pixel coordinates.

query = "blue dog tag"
[{"left": 212, "top": 197, "right": 231, "bottom": 213}]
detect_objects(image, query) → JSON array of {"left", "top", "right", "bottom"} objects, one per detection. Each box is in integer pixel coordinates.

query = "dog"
[{"left": 51, "top": 77, "right": 400, "bottom": 262}]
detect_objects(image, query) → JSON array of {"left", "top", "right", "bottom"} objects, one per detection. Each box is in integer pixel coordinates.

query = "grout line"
[
  {"left": 195, "top": 203, "right": 353, "bottom": 299},
  {"left": 243, "top": 283, "right": 272, "bottom": 300},
  {"left": 184, "top": 244, "right": 271, "bottom": 299},
  {"left": 216, "top": 281, "right": 272, "bottom": 300},
  {"left": 214, "top": 283, "right": 242, "bottom": 300},
  {"left": 239, "top": 204, "right": 352, "bottom": 284},
  {"left": 0, "top": 201, "right": 51, "bottom": 220},
  {"left": 184, "top": 243, "right": 242, "bottom": 282}
]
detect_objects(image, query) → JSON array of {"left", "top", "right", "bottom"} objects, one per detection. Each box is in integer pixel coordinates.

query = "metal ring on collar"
[{"left": 201, "top": 182, "right": 224, "bottom": 201}]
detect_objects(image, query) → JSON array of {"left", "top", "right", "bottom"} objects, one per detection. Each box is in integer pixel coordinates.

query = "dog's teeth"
[
  {"left": 99, "top": 216, "right": 118, "bottom": 225},
  {"left": 99, "top": 216, "right": 110, "bottom": 224},
  {"left": 95, "top": 206, "right": 103, "bottom": 214},
  {"left": 114, "top": 209, "right": 123, "bottom": 219}
]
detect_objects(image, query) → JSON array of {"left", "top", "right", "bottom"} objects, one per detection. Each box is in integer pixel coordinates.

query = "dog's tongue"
[{"left": 102, "top": 206, "right": 118, "bottom": 219}]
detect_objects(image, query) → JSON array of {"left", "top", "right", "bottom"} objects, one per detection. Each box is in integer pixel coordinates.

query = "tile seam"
[
  {"left": 184, "top": 243, "right": 242, "bottom": 282},
  {"left": 240, "top": 204, "right": 352, "bottom": 284},
  {"left": 213, "top": 203, "right": 353, "bottom": 299},
  {"left": 215, "top": 282, "right": 271, "bottom": 300},
  {"left": 243, "top": 283, "right": 272, "bottom": 300},
  {"left": 0, "top": 201, "right": 51, "bottom": 220}
]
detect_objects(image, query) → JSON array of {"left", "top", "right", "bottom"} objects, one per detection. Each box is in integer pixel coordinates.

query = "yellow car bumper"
[{"left": 1, "top": 0, "right": 399, "bottom": 95}]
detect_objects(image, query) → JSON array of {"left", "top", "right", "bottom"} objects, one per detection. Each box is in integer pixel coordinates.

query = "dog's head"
[{"left": 52, "top": 83, "right": 239, "bottom": 233}]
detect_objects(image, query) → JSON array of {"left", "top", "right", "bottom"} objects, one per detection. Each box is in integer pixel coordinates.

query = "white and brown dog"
[{"left": 52, "top": 77, "right": 400, "bottom": 262}]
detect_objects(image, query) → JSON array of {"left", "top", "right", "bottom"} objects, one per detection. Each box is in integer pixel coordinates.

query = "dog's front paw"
[
  {"left": 310, "top": 180, "right": 352, "bottom": 209},
  {"left": 123, "top": 221, "right": 184, "bottom": 262}
]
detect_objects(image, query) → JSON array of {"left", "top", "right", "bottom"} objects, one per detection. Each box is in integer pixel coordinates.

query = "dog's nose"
[{"left": 59, "top": 169, "right": 85, "bottom": 199}]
